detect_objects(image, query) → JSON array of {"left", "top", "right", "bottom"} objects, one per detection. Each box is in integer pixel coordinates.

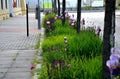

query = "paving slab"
[
  {"left": 0, "top": 69, "right": 8, "bottom": 73},
  {"left": 0, "top": 73, "right": 4, "bottom": 79},
  {"left": 8, "top": 68, "right": 30, "bottom": 72},
  {"left": 4, "top": 72, "right": 31, "bottom": 79},
  {"left": 16, "top": 56, "right": 34, "bottom": 61},
  {"left": 0, "top": 64, "right": 11, "bottom": 68},
  {"left": 0, "top": 58, "right": 13, "bottom": 61},
  {"left": 0, "top": 61, "right": 13, "bottom": 65}
]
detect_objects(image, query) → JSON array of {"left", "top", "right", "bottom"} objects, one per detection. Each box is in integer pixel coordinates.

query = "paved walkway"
[{"left": 0, "top": 13, "right": 43, "bottom": 79}]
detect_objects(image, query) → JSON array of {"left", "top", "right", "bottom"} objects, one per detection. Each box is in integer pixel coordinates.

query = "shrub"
[
  {"left": 42, "top": 12, "right": 56, "bottom": 33},
  {"left": 52, "top": 19, "right": 62, "bottom": 28}
]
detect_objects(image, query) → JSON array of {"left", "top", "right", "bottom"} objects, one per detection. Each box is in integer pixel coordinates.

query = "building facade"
[{"left": 0, "top": 0, "right": 26, "bottom": 20}]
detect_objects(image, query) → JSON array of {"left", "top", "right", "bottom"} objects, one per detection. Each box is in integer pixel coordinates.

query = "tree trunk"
[
  {"left": 102, "top": 0, "right": 116, "bottom": 79},
  {"left": 111, "top": 0, "right": 116, "bottom": 47},
  {"left": 62, "top": 0, "right": 66, "bottom": 25},
  {"left": 77, "top": 0, "right": 81, "bottom": 33},
  {"left": 52, "top": 0, "right": 57, "bottom": 13},
  {"left": 58, "top": 0, "right": 60, "bottom": 16},
  {"left": 54, "top": 0, "right": 57, "bottom": 13}
]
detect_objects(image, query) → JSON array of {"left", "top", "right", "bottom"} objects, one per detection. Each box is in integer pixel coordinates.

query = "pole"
[
  {"left": 62, "top": 0, "right": 66, "bottom": 25},
  {"left": 43, "top": 0, "right": 44, "bottom": 12},
  {"left": 26, "top": 4, "right": 29, "bottom": 36},
  {"left": 38, "top": 0, "right": 41, "bottom": 29},
  {"left": 77, "top": 0, "right": 81, "bottom": 33}
]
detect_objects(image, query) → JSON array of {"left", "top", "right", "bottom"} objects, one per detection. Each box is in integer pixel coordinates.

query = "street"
[{"left": 68, "top": 10, "right": 120, "bottom": 48}]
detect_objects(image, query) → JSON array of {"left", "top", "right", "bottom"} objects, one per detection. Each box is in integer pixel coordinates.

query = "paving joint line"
[{"left": 1, "top": 52, "right": 19, "bottom": 79}]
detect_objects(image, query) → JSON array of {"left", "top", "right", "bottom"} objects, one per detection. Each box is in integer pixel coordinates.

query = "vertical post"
[
  {"left": 62, "top": 0, "right": 66, "bottom": 25},
  {"left": 58, "top": 0, "right": 60, "bottom": 16},
  {"left": 26, "top": 4, "right": 29, "bottom": 36},
  {"left": 77, "top": 0, "right": 81, "bottom": 33},
  {"left": 38, "top": 0, "right": 41, "bottom": 29}
]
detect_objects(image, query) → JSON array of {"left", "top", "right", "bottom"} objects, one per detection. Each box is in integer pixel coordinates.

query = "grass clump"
[
  {"left": 42, "top": 35, "right": 66, "bottom": 53},
  {"left": 38, "top": 55, "right": 102, "bottom": 79},
  {"left": 68, "top": 30, "right": 102, "bottom": 57}
]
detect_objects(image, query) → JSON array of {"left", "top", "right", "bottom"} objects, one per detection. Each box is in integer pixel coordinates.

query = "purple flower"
[
  {"left": 106, "top": 59, "right": 118, "bottom": 68},
  {"left": 49, "top": 18, "right": 55, "bottom": 24},
  {"left": 110, "top": 48, "right": 120, "bottom": 60},
  {"left": 67, "top": 64, "right": 71, "bottom": 67},
  {"left": 110, "top": 54, "right": 120, "bottom": 60},
  {"left": 111, "top": 47, "right": 120, "bottom": 54},
  {"left": 57, "top": 16, "right": 62, "bottom": 19},
  {"left": 30, "top": 65, "right": 35, "bottom": 70}
]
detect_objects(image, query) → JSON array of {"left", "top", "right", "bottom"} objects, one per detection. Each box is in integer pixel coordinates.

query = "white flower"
[
  {"left": 71, "top": 23, "right": 74, "bottom": 26},
  {"left": 46, "top": 21, "right": 50, "bottom": 24}
]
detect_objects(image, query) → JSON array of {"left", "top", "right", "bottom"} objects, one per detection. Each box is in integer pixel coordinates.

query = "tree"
[
  {"left": 58, "top": 0, "right": 60, "bottom": 16},
  {"left": 62, "top": 0, "right": 66, "bottom": 25},
  {"left": 77, "top": 0, "right": 81, "bottom": 33},
  {"left": 102, "top": 0, "right": 116, "bottom": 79}
]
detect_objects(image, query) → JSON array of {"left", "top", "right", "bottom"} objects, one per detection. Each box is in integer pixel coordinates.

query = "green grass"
[
  {"left": 42, "top": 2, "right": 52, "bottom": 8},
  {"left": 46, "top": 27, "right": 76, "bottom": 36},
  {"left": 38, "top": 55, "right": 102, "bottom": 79},
  {"left": 68, "top": 30, "right": 102, "bottom": 57},
  {"left": 42, "top": 35, "right": 65, "bottom": 53},
  {"left": 37, "top": 12, "right": 102, "bottom": 79}
]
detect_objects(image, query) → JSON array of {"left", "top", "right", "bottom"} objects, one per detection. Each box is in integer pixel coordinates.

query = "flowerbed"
[{"left": 37, "top": 12, "right": 102, "bottom": 79}]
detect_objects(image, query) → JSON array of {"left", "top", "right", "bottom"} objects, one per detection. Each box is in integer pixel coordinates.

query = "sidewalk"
[{"left": 0, "top": 13, "right": 43, "bottom": 79}]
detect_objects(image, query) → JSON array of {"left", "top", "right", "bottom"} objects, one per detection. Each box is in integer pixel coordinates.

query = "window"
[
  {"left": 5, "top": 0, "right": 8, "bottom": 9},
  {"left": 1, "top": 0, "right": 3, "bottom": 9}
]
